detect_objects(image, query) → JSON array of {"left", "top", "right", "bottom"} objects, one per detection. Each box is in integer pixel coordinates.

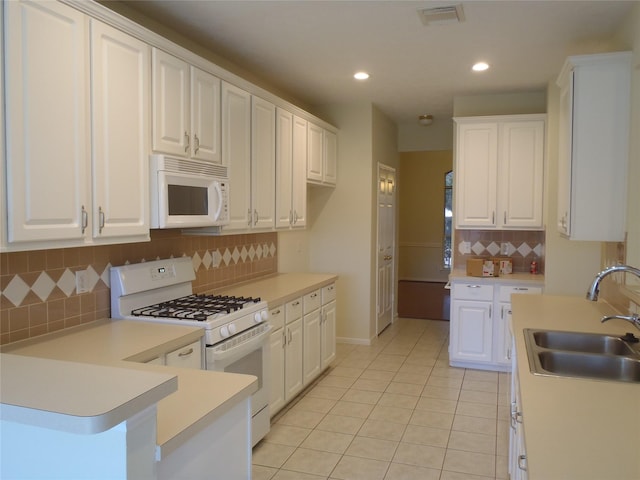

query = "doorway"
[{"left": 376, "top": 164, "right": 396, "bottom": 335}]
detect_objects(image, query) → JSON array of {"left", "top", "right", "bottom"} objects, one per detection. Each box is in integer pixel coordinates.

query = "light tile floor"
[{"left": 253, "top": 318, "right": 511, "bottom": 480}]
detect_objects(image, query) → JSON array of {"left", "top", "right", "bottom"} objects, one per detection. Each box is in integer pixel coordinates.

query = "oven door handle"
[{"left": 208, "top": 324, "right": 272, "bottom": 363}]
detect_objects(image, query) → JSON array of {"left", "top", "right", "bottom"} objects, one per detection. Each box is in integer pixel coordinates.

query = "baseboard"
[
  {"left": 336, "top": 337, "right": 372, "bottom": 346},
  {"left": 398, "top": 277, "right": 449, "bottom": 283}
]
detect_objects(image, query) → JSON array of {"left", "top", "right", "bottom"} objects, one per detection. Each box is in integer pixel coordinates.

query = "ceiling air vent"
[{"left": 418, "top": 4, "right": 465, "bottom": 26}]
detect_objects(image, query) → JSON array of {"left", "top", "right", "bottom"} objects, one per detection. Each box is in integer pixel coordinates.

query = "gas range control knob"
[
  {"left": 220, "top": 326, "right": 230, "bottom": 338},
  {"left": 261, "top": 310, "right": 269, "bottom": 321},
  {"left": 228, "top": 323, "right": 237, "bottom": 335},
  {"left": 254, "top": 312, "right": 264, "bottom": 323}
]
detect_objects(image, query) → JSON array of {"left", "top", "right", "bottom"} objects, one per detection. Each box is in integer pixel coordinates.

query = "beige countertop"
[
  {"left": 450, "top": 268, "right": 545, "bottom": 286},
  {"left": 215, "top": 272, "right": 338, "bottom": 307},
  {"left": 511, "top": 294, "right": 640, "bottom": 479},
  {"left": 1, "top": 320, "right": 257, "bottom": 457}
]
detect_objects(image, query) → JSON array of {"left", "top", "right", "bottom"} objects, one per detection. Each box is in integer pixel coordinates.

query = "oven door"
[{"left": 205, "top": 323, "right": 271, "bottom": 417}]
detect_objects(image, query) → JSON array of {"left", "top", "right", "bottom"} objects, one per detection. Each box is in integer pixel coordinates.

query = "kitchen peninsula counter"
[
  {"left": 215, "top": 272, "right": 338, "bottom": 307},
  {"left": 0, "top": 320, "right": 257, "bottom": 458},
  {"left": 510, "top": 294, "right": 640, "bottom": 479},
  {"left": 449, "top": 268, "right": 545, "bottom": 286}
]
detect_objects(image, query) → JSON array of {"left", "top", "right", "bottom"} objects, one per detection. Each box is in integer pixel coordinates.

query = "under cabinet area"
[
  {"left": 556, "top": 52, "right": 631, "bottom": 241},
  {"left": 454, "top": 115, "right": 545, "bottom": 230},
  {"left": 4, "top": 1, "right": 150, "bottom": 249},
  {"left": 307, "top": 123, "right": 337, "bottom": 186},
  {"left": 449, "top": 278, "right": 542, "bottom": 371}
]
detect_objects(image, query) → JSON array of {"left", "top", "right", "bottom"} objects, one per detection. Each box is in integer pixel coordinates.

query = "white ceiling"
[{"left": 123, "top": 0, "right": 636, "bottom": 125}]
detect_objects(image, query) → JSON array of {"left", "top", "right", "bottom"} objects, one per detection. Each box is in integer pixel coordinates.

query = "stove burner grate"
[{"left": 130, "top": 294, "right": 261, "bottom": 321}]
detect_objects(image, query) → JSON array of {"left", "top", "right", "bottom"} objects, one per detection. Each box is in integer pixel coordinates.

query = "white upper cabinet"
[
  {"left": 454, "top": 115, "right": 545, "bottom": 230},
  {"left": 276, "top": 109, "right": 307, "bottom": 229},
  {"left": 91, "top": 20, "right": 150, "bottom": 240},
  {"left": 307, "top": 122, "right": 337, "bottom": 186},
  {"left": 152, "top": 49, "right": 221, "bottom": 164},
  {"left": 4, "top": 2, "right": 150, "bottom": 248},
  {"left": 5, "top": 0, "right": 90, "bottom": 244},
  {"left": 251, "top": 96, "right": 276, "bottom": 230},
  {"left": 556, "top": 52, "right": 631, "bottom": 241},
  {"left": 222, "top": 82, "right": 252, "bottom": 231}
]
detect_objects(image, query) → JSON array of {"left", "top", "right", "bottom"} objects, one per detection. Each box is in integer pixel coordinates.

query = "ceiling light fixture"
[
  {"left": 472, "top": 62, "right": 490, "bottom": 72},
  {"left": 354, "top": 71, "right": 370, "bottom": 80},
  {"left": 418, "top": 114, "right": 434, "bottom": 126}
]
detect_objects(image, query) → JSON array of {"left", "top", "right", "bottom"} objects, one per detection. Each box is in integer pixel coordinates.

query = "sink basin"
[
  {"left": 524, "top": 329, "right": 640, "bottom": 383},
  {"left": 537, "top": 351, "right": 640, "bottom": 382},
  {"left": 531, "top": 330, "right": 637, "bottom": 356}
]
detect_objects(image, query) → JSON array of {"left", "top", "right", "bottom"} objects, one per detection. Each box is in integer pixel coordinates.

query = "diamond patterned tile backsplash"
[
  {"left": 0, "top": 230, "right": 277, "bottom": 345},
  {"left": 454, "top": 229, "right": 545, "bottom": 273}
]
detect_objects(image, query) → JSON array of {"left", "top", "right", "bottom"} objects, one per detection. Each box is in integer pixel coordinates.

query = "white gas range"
[{"left": 110, "top": 257, "right": 272, "bottom": 446}]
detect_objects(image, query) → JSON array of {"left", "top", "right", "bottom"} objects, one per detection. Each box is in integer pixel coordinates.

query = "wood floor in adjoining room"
[{"left": 397, "top": 281, "right": 450, "bottom": 321}]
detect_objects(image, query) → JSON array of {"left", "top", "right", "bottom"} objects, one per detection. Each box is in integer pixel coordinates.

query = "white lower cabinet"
[
  {"left": 509, "top": 338, "right": 528, "bottom": 480},
  {"left": 450, "top": 281, "right": 541, "bottom": 371},
  {"left": 269, "top": 282, "right": 337, "bottom": 417},
  {"left": 165, "top": 339, "right": 203, "bottom": 370}
]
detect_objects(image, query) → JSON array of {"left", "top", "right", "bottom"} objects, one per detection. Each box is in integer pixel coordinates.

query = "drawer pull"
[
  {"left": 518, "top": 455, "right": 527, "bottom": 471},
  {"left": 467, "top": 285, "right": 482, "bottom": 289},
  {"left": 311, "top": 293, "right": 318, "bottom": 298},
  {"left": 271, "top": 309, "right": 281, "bottom": 315},
  {"left": 178, "top": 348, "right": 194, "bottom": 357},
  {"left": 292, "top": 301, "right": 300, "bottom": 307},
  {"left": 514, "top": 287, "right": 529, "bottom": 291}
]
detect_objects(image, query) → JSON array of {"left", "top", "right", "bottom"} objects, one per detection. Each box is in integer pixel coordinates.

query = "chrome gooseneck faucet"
[{"left": 586, "top": 264, "right": 640, "bottom": 330}]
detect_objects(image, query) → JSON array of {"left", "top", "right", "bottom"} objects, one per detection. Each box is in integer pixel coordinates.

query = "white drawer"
[
  {"left": 165, "top": 339, "right": 202, "bottom": 370},
  {"left": 452, "top": 283, "right": 494, "bottom": 301},
  {"left": 269, "top": 305, "right": 285, "bottom": 330},
  {"left": 322, "top": 283, "right": 336, "bottom": 304},
  {"left": 303, "top": 289, "right": 321, "bottom": 313},
  {"left": 498, "top": 285, "right": 542, "bottom": 302},
  {"left": 285, "top": 297, "right": 303, "bottom": 321}
]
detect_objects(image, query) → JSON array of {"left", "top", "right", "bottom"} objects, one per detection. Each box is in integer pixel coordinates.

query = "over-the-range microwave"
[{"left": 149, "top": 154, "right": 230, "bottom": 229}]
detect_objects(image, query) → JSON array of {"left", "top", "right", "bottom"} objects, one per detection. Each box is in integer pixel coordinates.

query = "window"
[{"left": 443, "top": 170, "right": 453, "bottom": 269}]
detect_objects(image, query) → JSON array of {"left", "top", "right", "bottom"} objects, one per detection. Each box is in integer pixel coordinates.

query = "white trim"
[{"left": 336, "top": 337, "right": 371, "bottom": 346}]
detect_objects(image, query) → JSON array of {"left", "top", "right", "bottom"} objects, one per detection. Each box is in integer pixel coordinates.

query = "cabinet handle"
[
  {"left": 293, "top": 210, "right": 298, "bottom": 224},
  {"left": 510, "top": 402, "right": 518, "bottom": 429},
  {"left": 492, "top": 211, "right": 495, "bottom": 224},
  {"left": 467, "top": 285, "right": 482, "bottom": 289},
  {"left": 98, "top": 206, "right": 105, "bottom": 234},
  {"left": 514, "top": 287, "right": 529, "bottom": 291},
  {"left": 489, "top": 305, "right": 492, "bottom": 318},
  {"left": 81, "top": 205, "right": 88, "bottom": 234},
  {"left": 254, "top": 209, "right": 258, "bottom": 226},
  {"left": 289, "top": 210, "right": 293, "bottom": 225},
  {"left": 311, "top": 293, "right": 318, "bottom": 298},
  {"left": 184, "top": 131, "right": 190, "bottom": 153},
  {"left": 178, "top": 348, "right": 194, "bottom": 357},
  {"left": 271, "top": 309, "right": 281, "bottom": 315},
  {"left": 194, "top": 133, "right": 200, "bottom": 154},
  {"left": 507, "top": 347, "right": 512, "bottom": 360},
  {"left": 292, "top": 301, "right": 300, "bottom": 307},
  {"left": 247, "top": 209, "right": 252, "bottom": 226},
  {"left": 518, "top": 455, "right": 527, "bottom": 471},
  {"left": 282, "top": 330, "right": 287, "bottom": 346},
  {"left": 504, "top": 211, "right": 507, "bottom": 224},
  {"left": 288, "top": 328, "right": 292, "bottom": 343},
  {"left": 328, "top": 285, "right": 334, "bottom": 291}
]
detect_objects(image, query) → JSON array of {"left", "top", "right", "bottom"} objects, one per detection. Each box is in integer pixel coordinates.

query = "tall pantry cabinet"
[{"left": 4, "top": 1, "right": 150, "bottom": 248}]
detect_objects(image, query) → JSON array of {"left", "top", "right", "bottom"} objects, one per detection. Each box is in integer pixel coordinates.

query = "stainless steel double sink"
[{"left": 524, "top": 329, "right": 640, "bottom": 383}]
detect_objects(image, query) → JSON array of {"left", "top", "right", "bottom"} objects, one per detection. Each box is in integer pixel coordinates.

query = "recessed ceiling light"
[
  {"left": 354, "top": 71, "right": 370, "bottom": 80},
  {"left": 472, "top": 62, "right": 490, "bottom": 72}
]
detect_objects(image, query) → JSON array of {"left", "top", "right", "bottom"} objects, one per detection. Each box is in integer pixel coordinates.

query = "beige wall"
[{"left": 398, "top": 151, "right": 452, "bottom": 282}]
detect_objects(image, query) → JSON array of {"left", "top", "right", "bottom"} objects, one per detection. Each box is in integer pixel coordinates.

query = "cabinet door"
[
  {"left": 291, "top": 115, "right": 308, "bottom": 227},
  {"left": 303, "top": 309, "right": 322, "bottom": 385},
  {"left": 455, "top": 122, "right": 498, "bottom": 228},
  {"left": 190, "top": 67, "right": 221, "bottom": 164},
  {"left": 91, "top": 20, "right": 150, "bottom": 240},
  {"left": 557, "top": 77, "right": 573, "bottom": 236},
  {"left": 275, "top": 108, "right": 294, "bottom": 229},
  {"left": 285, "top": 318, "right": 304, "bottom": 400},
  {"left": 251, "top": 97, "right": 276, "bottom": 229},
  {"left": 321, "top": 300, "right": 337, "bottom": 369},
  {"left": 5, "top": 0, "right": 89, "bottom": 243},
  {"left": 323, "top": 130, "right": 337, "bottom": 185},
  {"left": 269, "top": 328, "right": 286, "bottom": 416},
  {"left": 450, "top": 299, "right": 493, "bottom": 364},
  {"left": 499, "top": 121, "right": 544, "bottom": 228},
  {"left": 222, "top": 82, "right": 251, "bottom": 231},
  {"left": 496, "top": 303, "right": 513, "bottom": 367},
  {"left": 152, "top": 49, "right": 190, "bottom": 156},
  {"left": 307, "top": 122, "right": 324, "bottom": 183}
]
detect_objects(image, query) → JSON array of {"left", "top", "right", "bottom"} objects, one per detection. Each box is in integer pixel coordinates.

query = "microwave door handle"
[{"left": 213, "top": 182, "right": 224, "bottom": 221}]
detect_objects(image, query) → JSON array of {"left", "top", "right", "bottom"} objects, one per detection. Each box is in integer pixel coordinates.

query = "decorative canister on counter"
[{"left": 530, "top": 260, "right": 538, "bottom": 274}]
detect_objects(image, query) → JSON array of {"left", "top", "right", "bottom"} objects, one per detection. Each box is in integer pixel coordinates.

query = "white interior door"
[{"left": 377, "top": 164, "right": 396, "bottom": 335}]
